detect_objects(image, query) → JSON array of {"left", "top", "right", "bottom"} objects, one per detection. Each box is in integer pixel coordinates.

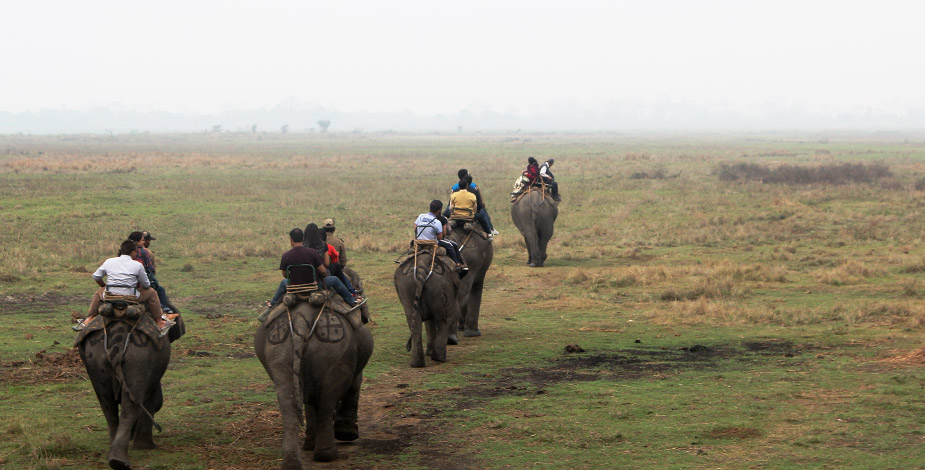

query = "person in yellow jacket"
[{"left": 449, "top": 177, "right": 478, "bottom": 221}]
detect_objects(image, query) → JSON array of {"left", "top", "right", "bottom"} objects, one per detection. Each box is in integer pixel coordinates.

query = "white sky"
[{"left": 2, "top": 0, "right": 923, "bottom": 116}]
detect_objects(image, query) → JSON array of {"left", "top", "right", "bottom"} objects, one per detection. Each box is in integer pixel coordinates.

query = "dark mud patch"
[
  {"left": 1, "top": 347, "right": 85, "bottom": 384},
  {"left": 0, "top": 292, "right": 80, "bottom": 315},
  {"left": 707, "top": 426, "right": 762, "bottom": 439}
]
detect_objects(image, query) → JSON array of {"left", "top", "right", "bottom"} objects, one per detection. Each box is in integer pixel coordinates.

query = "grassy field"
[{"left": 0, "top": 132, "right": 923, "bottom": 470}]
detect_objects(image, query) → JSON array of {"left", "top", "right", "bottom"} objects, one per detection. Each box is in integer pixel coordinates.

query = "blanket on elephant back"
[
  {"left": 72, "top": 313, "right": 185, "bottom": 349},
  {"left": 264, "top": 290, "right": 364, "bottom": 331},
  {"left": 511, "top": 185, "right": 552, "bottom": 204},
  {"left": 396, "top": 245, "right": 457, "bottom": 273}
]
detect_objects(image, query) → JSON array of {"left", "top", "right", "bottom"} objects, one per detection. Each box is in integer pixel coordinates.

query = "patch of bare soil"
[
  {"left": 0, "top": 291, "right": 79, "bottom": 315},
  {"left": 883, "top": 346, "right": 925, "bottom": 365},
  {"left": 187, "top": 367, "right": 474, "bottom": 470},
  {"left": 1, "top": 347, "right": 85, "bottom": 384}
]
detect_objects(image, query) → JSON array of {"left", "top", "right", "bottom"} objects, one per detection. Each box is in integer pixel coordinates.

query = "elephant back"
[{"left": 74, "top": 311, "right": 168, "bottom": 350}]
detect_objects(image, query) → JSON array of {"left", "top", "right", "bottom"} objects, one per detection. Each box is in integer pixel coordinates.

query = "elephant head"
[
  {"left": 445, "top": 221, "right": 494, "bottom": 338},
  {"left": 394, "top": 245, "right": 461, "bottom": 367},
  {"left": 76, "top": 311, "right": 179, "bottom": 470},
  {"left": 511, "top": 188, "right": 559, "bottom": 267},
  {"left": 255, "top": 292, "right": 374, "bottom": 470}
]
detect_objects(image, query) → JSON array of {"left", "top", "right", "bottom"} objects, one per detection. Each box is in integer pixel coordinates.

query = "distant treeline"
[{"left": 714, "top": 162, "right": 892, "bottom": 185}]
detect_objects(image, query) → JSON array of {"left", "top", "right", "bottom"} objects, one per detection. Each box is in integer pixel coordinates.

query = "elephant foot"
[
  {"left": 108, "top": 457, "right": 131, "bottom": 470},
  {"left": 303, "top": 435, "right": 315, "bottom": 451},
  {"left": 448, "top": 335, "right": 458, "bottom": 345},
  {"left": 410, "top": 358, "right": 425, "bottom": 368},
  {"left": 313, "top": 445, "right": 339, "bottom": 462},
  {"left": 281, "top": 455, "right": 304, "bottom": 470},
  {"left": 463, "top": 329, "right": 481, "bottom": 337},
  {"left": 132, "top": 440, "right": 156, "bottom": 450},
  {"left": 528, "top": 262, "right": 537, "bottom": 267},
  {"left": 431, "top": 354, "right": 446, "bottom": 363}
]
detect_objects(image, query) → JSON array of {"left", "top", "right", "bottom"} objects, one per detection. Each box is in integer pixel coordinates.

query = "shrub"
[{"left": 714, "top": 162, "right": 891, "bottom": 185}]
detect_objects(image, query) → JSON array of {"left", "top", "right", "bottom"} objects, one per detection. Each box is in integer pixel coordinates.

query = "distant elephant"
[
  {"left": 511, "top": 187, "right": 559, "bottom": 267},
  {"left": 255, "top": 296, "right": 374, "bottom": 469},
  {"left": 445, "top": 221, "right": 494, "bottom": 338},
  {"left": 76, "top": 308, "right": 184, "bottom": 470},
  {"left": 394, "top": 244, "right": 461, "bottom": 367}
]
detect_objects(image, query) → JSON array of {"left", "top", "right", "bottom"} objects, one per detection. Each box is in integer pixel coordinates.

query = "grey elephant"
[
  {"left": 75, "top": 307, "right": 184, "bottom": 470},
  {"left": 445, "top": 221, "right": 494, "bottom": 338},
  {"left": 511, "top": 187, "right": 559, "bottom": 267},
  {"left": 255, "top": 293, "right": 374, "bottom": 469},
  {"left": 394, "top": 244, "right": 461, "bottom": 367}
]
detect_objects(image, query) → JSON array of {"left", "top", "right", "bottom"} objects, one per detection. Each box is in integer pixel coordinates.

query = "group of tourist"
[
  {"left": 259, "top": 219, "right": 366, "bottom": 321},
  {"left": 74, "top": 231, "right": 177, "bottom": 338},
  {"left": 74, "top": 159, "right": 560, "bottom": 328}
]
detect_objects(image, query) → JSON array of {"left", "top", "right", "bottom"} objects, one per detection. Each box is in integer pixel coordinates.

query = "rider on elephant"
[
  {"left": 539, "top": 158, "right": 560, "bottom": 201},
  {"left": 322, "top": 217, "right": 348, "bottom": 268},
  {"left": 446, "top": 170, "right": 499, "bottom": 238},
  {"left": 129, "top": 231, "right": 174, "bottom": 314},
  {"left": 450, "top": 175, "right": 497, "bottom": 239},
  {"left": 304, "top": 223, "right": 365, "bottom": 307},
  {"left": 264, "top": 227, "right": 326, "bottom": 313},
  {"left": 74, "top": 240, "right": 175, "bottom": 336},
  {"left": 415, "top": 199, "right": 466, "bottom": 270}
]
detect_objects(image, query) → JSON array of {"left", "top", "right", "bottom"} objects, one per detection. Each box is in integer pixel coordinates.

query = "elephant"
[
  {"left": 255, "top": 295, "right": 374, "bottom": 469},
  {"left": 511, "top": 187, "right": 559, "bottom": 267},
  {"left": 394, "top": 244, "right": 461, "bottom": 367},
  {"left": 445, "top": 221, "right": 494, "bottom": 338},
  {"left": 76, "top": 307, "right": 184, "bottom": 470}
]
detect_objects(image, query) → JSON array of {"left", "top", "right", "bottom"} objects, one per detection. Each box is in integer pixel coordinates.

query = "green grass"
[{"left": 1, "top": 132, "right": 924, "bottom": 469}]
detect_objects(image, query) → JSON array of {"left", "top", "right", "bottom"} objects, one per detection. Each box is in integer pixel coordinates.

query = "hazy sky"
[{"left": 3, "top": 0, "right": 923, "bottom": 116}]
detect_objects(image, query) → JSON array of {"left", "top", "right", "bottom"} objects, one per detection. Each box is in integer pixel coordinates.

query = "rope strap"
[{"left": 286, "top": 282, "right": 319, "bottom": 294}]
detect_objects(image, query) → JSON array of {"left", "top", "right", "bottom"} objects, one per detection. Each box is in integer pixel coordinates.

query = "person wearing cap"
[
  {"left": 130, "top": 231, "right": 175, "bottom": 315},
  {"left": 73, "top": 240, "right": 175, "bottom": 337},
  {"left": 321, "top": 218, "right": 348, "bottom": 268}
]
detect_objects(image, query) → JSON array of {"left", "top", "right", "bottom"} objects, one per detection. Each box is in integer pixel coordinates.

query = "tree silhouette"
[
  {"left": 280, "top": 124, "right": 289, "bottom": 134},
  {"left": 317, "top": 120, "right": 331, "bottom": 132}
]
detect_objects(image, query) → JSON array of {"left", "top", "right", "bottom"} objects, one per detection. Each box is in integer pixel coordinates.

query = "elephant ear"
[{"left": 262, "top": 304, "right": 290, "bottom": 327}]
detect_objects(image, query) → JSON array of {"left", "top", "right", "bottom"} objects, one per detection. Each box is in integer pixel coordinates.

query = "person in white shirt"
[
  {"left": 539, "top": 158, "right": 560, "bottom": 201},
  {"left": 415, "top": 200, "right": 465, "bottom": 270},
  {"left": 74, "top": 240, "right": 175, "bottom": 336}
]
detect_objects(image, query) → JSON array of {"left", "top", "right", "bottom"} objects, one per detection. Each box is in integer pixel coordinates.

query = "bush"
[
  {"left": 714, "top": 162, "right": 892, "bottom": 185},
  {"left": 914, "top": 177, "right": 925, "bottom": 191}
]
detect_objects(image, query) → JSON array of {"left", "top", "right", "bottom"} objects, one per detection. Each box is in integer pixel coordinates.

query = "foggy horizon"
[{"left": 3, "top": 1, "right": 924, "bottom": 133}]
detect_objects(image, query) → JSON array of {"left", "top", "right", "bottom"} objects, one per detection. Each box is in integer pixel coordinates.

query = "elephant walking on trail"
[
  {"left": 511, "top": 187, "right": 559, "bottom": 267},
  {"left": 76, "top": 309, "right": 184, "bottom": 470},
  {"left": 445, "top": 221, "right": 494, "bottom": 338},
  {"left": 255, "top": 297, "right": 373, "bottom": 469},
  {"left": 395, "top": 243, "right": 461, "bottom": 367}
]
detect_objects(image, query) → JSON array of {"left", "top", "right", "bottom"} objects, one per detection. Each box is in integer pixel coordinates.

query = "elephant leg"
[
  {"left": 265, "top": 344, "right": 304, "bottom": 470},
  {"left": 311, "top": 397, "right": 339, "bottom": 462},
  {"left": 334, "top": 371, "right": 363, "bottom": 441},
  {"left": 523, "top": 228, "right": 540, "bottom": 267},
  {"left": 463, "top": 279, "right": 484, "bottom": 337},
  {"left": 303, "top": 405, "right": 316, "bottom": 451},
  {"left": 536, "top": 226, "right": 553, "bottom": 267},
  {"left": 108, "top": 391, "right": 141, "bottom": 470},
  {"left": 403, "top": 300, "right": 425, "bottom": 368},
  {"left": 132, "top": 383, "right": 161, "bottom": 450},
  {"left": 424, "top": 319, "right": 436, "bottom": 358}
]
